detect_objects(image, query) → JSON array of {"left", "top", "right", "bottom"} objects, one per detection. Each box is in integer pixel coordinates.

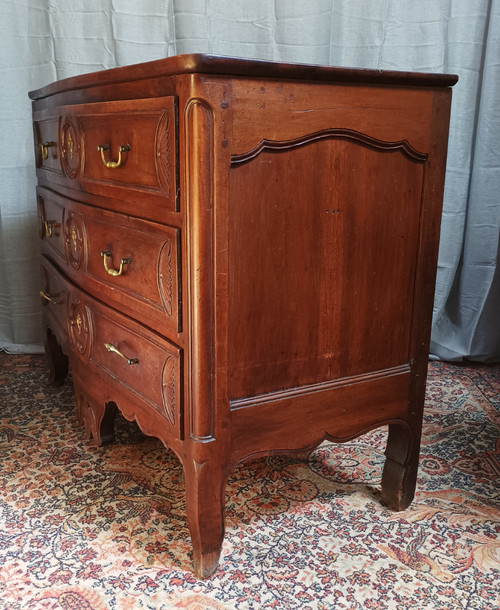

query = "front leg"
[
  {"left": 381, "top": 422, "right": 420, "bottom": 510},
  {"left": 184, "top": 457, "right": 227, "bottom": 579},
  {"left": 74, "top": 379, "right": 117, "bottom": 446}
]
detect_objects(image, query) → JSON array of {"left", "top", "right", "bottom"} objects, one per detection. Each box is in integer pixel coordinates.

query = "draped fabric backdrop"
[{"left": 1, "top": 0, "right": 499, "bottom": 360}]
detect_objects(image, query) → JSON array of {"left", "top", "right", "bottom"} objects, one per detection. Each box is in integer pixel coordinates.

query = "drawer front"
[
  {"left": 40, "top": 257, "right": 182, "bottom": 432},
  {"left": 33, "top": 114, "right": 60, "bottom": 173},
  {"left": 64, "top": 97, "right": 177, "bottom": 211},
  {"left": 87, "top": 303, "right": 182, "bottom": 430},
  {"left": 37, "top": 192, "right": 65, "bottom": 262},
  {"left": 38, "top": 188, "right": 181, "bottom": 336},
  {"left": 40, "top": 259, "right": 69, "bottom": 339},
  {"left": 33, "top": 97, "right": 178, "bottom": 220}
]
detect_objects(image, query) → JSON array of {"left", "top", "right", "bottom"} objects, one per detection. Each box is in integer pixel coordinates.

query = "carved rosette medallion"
[
  {"left": 67, "top": 298, "right": 91, "bottom": 355},
  {"left": 158, "top": 239, "right": 173, "bottom": 317},
  {"left": 60, "top": 116, "right": 82, "bottom": 178},
  {"left": 64, "top": 211, "right": 86, "bottom": 270},
  {"left": 161, "top": 356, "right": 176, "bottom": 425},
  {"left": 155, "top": 111, "right": 171, "bottom": 197}
]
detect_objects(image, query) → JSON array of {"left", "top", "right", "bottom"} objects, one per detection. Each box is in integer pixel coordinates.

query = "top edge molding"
[{"left": 29, "top": 53, "right": 458, "bottom": 101}]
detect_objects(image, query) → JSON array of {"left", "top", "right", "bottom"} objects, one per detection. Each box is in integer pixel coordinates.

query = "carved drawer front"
[
  {"left": 40, "top": 258, "right": 68, "bottom": 336},
  {"left": 38, "top": 193, "right": 65, "bottom": 262},
  {"left": 60, "top": 96, "right": 178, "bottom": 214},
  {"left": 33, "top": 114, "right": 60, "bottom": 173},
  {"left": 87, "top": 296, "right": 182, "bottom": 431},
  {"left": 37, "top": 187, "right": 181, "bottom": 336}
]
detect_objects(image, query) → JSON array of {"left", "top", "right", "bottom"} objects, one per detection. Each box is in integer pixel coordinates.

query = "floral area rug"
[{"left": 0, "top": 354, "right": 499, "bottom": 609}]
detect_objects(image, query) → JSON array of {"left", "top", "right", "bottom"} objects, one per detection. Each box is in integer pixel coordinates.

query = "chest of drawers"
[{"left": 30, "top": 54, "right": 456, "bottom": 578}]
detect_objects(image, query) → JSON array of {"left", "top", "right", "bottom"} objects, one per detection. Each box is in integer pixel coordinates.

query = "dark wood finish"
[{"left": 29, "top": 54, "right": 456, "bottom": 578}]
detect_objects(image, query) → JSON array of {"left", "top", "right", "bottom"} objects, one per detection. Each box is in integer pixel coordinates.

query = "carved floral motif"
[
  {"left": 161, "top": 356, "right": 177, "bottom": 426},
  {"left": 158, "top": 239, "right": 173, "bottom": 317},
  {"left": 155, "top": 111, "right": 171, "bottom": 197}
]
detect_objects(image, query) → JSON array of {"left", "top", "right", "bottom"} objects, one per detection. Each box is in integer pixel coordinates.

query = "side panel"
[{"left": 227, "top": 133, "right": 426, "bottom": 400}]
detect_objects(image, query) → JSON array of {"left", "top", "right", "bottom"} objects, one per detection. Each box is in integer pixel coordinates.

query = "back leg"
[
  {"left": 381, "top": 422, "right": 420, "bottom": 510},
  {"left": 44, "top": 327, "right": 68, "bottom": 386}
]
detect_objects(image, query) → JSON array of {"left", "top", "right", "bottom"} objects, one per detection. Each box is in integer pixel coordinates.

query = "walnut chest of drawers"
[{"left": 29, "top": 54, "right": 457, "bottom": 578}]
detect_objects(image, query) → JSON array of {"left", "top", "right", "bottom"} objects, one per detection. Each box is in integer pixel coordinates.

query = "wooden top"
[{"left": 29, "top": 53, "right": 458, "bottom": 101}]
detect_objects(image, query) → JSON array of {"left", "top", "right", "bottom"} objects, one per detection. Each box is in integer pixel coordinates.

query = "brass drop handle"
[
  {"left": 40, "top": 142, "right": 55, "bottom": 160},
  {"left": 43, "top": 220, "right": 59, "bottom": 238},
  {"left": 104, "top": 342, "right": 139, "bottom": 365},
  {"left": 97, "top": 144, "right": 130, "bottom": 168},
  {"left": 40, "top": 290, "right": 60, "bottom": 304},
  {"left": 100, "top": 250, "right": 131, "bottom": 277}
]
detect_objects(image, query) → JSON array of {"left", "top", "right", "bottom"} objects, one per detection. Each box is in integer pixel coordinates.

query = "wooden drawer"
[
  {"left": 33, "top": 96, "right": 178, "bottom": 219},
  {"left": 33, "top": 114, "right": 60, "bottom": 173},
  {"left": 76, "top": 97, "right": 177, "bottom": 203},
  {"left": 40, "top": 256, "right": 182, "bottom": 432},
  {"left": 40, "top": 258, "right": 68, "bottom": 340},
  {"left": 37, "top": 191, "right": 65, "bottom": 261},
  {"left": 87, "top": 301, "right": 182, "bottom": 430},
  {"left": 37, "top": 187, "right": 181, "bottom": 336}
]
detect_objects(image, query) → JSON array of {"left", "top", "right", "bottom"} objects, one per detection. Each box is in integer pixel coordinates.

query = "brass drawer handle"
[
  {"left": 104, "top": 342, "right": 139, "bottom": 365},
  {"left": 40, "top": 290, "right": 60, "bottom": 304},
  {"left": 97, "top": 144, "right": 130, "bottom": 169},
  {"left": 40, "top": 142, "right": 55, "bottom": 160},
  {"left": 100, "top": 250, "right": 131, "bottom": 277},
  {"left": 43, "top": 220, "right": 59, "bottom": 238}
]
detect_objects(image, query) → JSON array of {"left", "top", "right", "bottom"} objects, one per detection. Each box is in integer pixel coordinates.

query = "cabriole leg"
[
  {"left": 381, "top": 422, "right": 420, "bottom": 510},
  {"left": 184, "top": 457, "right": 227, "bottom": 579}
]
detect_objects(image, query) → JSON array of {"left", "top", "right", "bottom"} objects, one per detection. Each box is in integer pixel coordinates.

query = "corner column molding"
[{"left": 184, "top": 96, "right": 216, "bottom": 443}]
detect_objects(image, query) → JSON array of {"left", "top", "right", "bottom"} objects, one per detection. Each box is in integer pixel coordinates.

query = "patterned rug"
[{"left": 0, "top": 354, "right": 498, "bottom": 609}]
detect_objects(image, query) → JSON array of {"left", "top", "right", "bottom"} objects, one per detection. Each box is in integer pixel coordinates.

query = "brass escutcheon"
[{"left": 68, "top": 312, "right": 83, "bottom": 333}]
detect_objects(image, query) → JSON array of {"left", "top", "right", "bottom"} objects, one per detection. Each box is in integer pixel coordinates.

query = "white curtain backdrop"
[{"left": 1, "top": 0, "right": 499, "bottom": 360}]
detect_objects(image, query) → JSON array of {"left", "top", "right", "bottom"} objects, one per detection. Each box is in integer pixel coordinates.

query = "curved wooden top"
[{"left": 29, "top": 53, "right": 458, "bottom": 100}]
